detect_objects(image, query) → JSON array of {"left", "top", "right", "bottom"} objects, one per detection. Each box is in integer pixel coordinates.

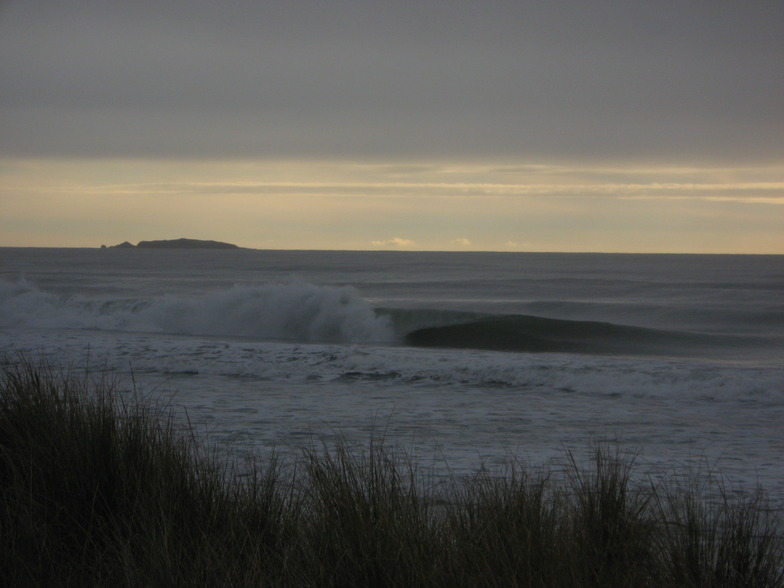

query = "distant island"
[{"left": 102, "top": 238, "right": 241, "bottom": 250}]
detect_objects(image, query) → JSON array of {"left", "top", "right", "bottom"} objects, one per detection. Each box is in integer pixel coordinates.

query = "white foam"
[
  {"left": 0, "top": 279, "right": 394, "bottom": 344},
  {"left": 5, "top": 323, "right": 779, "bottom": 404},
  {"left": 138, "top": 283, "right": 394, "bottom": 343},
  {"left": 3, "top": 326, "right": 783, "bottom": 507}
]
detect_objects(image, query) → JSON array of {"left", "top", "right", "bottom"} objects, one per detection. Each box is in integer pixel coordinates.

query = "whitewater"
[{"left": 1, "top": 248, "right": 782, "bottom": 505}]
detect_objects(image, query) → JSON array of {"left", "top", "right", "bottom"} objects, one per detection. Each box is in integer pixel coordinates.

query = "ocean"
[{"left": 1, "top": 248, "right": 782, "bottom": 504}]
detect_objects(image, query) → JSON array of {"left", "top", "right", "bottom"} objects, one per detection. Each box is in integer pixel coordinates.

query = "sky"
[{"left": 1, "top": 0, "right": 782, "bottom": 253}]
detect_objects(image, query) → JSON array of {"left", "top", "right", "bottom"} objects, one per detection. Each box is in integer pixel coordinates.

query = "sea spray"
[
  {"left": 141, "top": 283, "right": 394, "bottom": 343},
  {"left": 0, "top": 278, "right": 394, "bottom": 344}
]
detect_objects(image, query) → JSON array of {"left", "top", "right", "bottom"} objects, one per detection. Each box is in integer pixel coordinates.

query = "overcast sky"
[{"left": 1, "top": 0, "right": 782, "bottom": 252}]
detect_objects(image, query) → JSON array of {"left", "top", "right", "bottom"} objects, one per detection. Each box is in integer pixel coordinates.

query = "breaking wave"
[
  {"left": 0, "top": 279, "right": 394, "bottom": 344},
  {"left": 405, "top": 314, "right": 684, "bottom": 354},
  {"left": 395, "top": 310, "right": 770, "bottom": 359},
  {"left": 0, "top": 278, "right": 773, "bottom": 358}
]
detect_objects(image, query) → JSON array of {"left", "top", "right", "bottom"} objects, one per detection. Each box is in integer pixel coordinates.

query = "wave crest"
[
  {"left": 143, "top": 284, "right": 393, "bottom": 343},
  {"left": 0, "top": 279, "right": 394, "bottom": 344}
]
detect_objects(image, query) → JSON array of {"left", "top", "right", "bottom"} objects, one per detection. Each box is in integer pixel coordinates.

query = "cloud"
[
  {"left": 0, "top": 1, "right": 781, "bottom": 162},
  {"left": 29, "top": 178, "right": 783, "bottom": 204},
  {"left": 371, "top": 237, "right": 414, "bottom": 248},
  {"left": 451, "top": 238, "right": 471, "bottom": 246}
]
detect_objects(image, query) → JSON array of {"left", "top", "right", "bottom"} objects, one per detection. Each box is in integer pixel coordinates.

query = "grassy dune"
[{"left": 1, "top": 358, "right": 781, "bottom": 587}]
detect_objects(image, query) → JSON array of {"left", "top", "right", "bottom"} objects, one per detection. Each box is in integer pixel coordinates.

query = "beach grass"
[{"left": 1, "top": 357, "right": 782, "bottom": 587}]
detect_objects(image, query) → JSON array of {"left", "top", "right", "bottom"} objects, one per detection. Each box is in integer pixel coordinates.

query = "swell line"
[{"left": 403, "top": 314, "right": 735, "bottom": 356}]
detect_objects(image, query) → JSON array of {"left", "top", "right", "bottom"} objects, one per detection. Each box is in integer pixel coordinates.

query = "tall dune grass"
[{"left": 1, "top": 357, "right": 781, "bottom": 587}]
